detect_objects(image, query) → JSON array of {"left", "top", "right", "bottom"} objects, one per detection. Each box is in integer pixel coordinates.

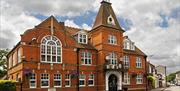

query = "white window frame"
[
  {"left": 108, "top": 35, "right": 117, "bottom": 45},
  {"left": 17, "top": 48, "right": 21, "bottom": 63},
  {"left": 124, "top": 41, "right": 130, "bottom": 50},
  {"left": 136, "top": 57, "right": 142, "bottom": 68},
  {"left": 81, "top": 52, "right": 92, "bottom": 65},
  {"left": 78, "top": 33, "right": 87, "bottom": 44},
  {"left": 136, "top": 74, "right": 143, "bottom": 84},
  {"left": 107, "top": 52, "right": 117, "bottom": 65},
  {"left": 29, "top": 73, "right": 36, "bottom": 88},
  {"left": 41, "top": 36, "right": 62, "bottom": 63},
  {"left": 88, "top": 74, "right": 94, "bottom": 86},
  {"left": 65, "top": 74, "right": 71, "bottom": 87},
  {"left": 124, "top": 73, "right": 130, "bottom": 85},
  {"left": 79, "top": 74, "right": 86, "bottom": 87},
  {"left": 54, "top": 74, "right": 61, "bottom": 87},
  {"left": 41, "top": 73, "right": 49, "bottom": 88},
  {"left": 131, "top": 42, "right": 135, "bottom": 50},
  {"left": 123, "top": 56, "right": 130, "bottom": 68}
]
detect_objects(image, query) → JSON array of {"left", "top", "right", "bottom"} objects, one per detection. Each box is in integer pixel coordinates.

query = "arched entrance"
[{"left": 108, "top": 74, "right": 118, "bottom": 91}]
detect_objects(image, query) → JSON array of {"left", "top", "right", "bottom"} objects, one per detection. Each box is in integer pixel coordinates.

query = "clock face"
[{"left": 107, "top": 15, "right": 115, "bottom": 25}]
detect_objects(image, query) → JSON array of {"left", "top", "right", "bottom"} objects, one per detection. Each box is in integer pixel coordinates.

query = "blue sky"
[{"left": 0, "top": 0, "right": 180, "bottom": 74}]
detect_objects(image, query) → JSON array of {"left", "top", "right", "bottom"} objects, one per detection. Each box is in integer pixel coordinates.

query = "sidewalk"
[{"left": 150, "top": 87, "right": 166, "bottom": 91}]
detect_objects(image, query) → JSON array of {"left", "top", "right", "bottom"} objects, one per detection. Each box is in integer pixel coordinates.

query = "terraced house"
[{"left": 7, "top": 1, "right": 147, "bottom": 91}]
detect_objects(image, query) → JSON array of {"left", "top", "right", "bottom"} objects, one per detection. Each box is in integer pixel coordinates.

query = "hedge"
[
  {"left": 147, "top": 76, "right": 155, "bottom": 88},
  {"left": 0, "top": 80, "right": 17, "bottom": 91}
]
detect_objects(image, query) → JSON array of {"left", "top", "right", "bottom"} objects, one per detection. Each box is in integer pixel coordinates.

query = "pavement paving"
[
  {"left": 164, "top": 86, "right": 180, "bottom": 91},
  {"left": 150, "top": 87, "right": 166, "bottom": 91},
  {"left": 151, "top": 86, "right": 180, "bottom": 91}
]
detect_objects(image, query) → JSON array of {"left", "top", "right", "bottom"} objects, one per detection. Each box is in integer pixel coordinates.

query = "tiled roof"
[{"left": 123, "top": 46, "right": 147, "bottom": 56}]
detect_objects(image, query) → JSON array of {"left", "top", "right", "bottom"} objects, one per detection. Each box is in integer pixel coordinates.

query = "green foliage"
[
  {"left": 147, "top": 76, "right": 155, "bottom": 88},
  {"left": 0, "top": 80, "right": 16, "bottom": 91},
  {"left": 0, "top": 49, "right": 8, "bottom": 78},
  {"left": 167, "top": 73, "right": 176, "bottom": 82}
]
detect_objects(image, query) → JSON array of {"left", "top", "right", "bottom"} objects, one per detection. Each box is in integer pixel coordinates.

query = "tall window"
[
  {"left": 136, "top": 57, "right": 142, "bottom": 68},
  {"left": 81, "top": 52, "right": 92, "bottom": 65},
  {"left": 17, "top": 48, "right": 21, "bottom": 63},
  {"left": 123, "top": 56, "right": 130, "bottom": 68},
  {"left": 29, "top": 73, "right": 36, "bottom": 88},
  {"left": 136, "top": 74, "right": 143, "bottom": 84},
  {"left": 108, "top": 35, "right": 117, "bottom": 45},
  {"left": 107, "top": 53, "right": 117, "bottom": 64},
  {"left": 88, "top": 74, "right": 94, "bottom": 86},
  {"left": 54, "top": 74, "right": 61, "bottom": 87},
  {"left": 8, "top": 56, "right": 12, "bottom": 69},
  {"left": 78, "top": 33, "right": 87, "bottom": 44},
  {"left": 41, "top": 73, "right": 49, "bottom": 88},
  {"left": 124, "top": 73, "right": 130, "bottom": 85},
  {"left": 41, "top": 36, "right": 62, "bottom": 63},
  {"left": 79, "top": 74, "right": 85, "bottom": 86},
  {"left": 12, "top": 53, "right": 16, "bottom": 66},
  {"left": 65, "top": 74, "right": 71, "bottom": 87}
]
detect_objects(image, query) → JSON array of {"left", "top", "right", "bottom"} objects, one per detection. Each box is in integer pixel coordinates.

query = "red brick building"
[{"left": 7, "top": 1, "right": 147, "bottom": 91}]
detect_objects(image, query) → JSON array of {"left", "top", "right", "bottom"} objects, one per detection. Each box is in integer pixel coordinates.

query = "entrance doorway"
[{"left": 108, "top": 74, "right": 118, "bottom": 91}]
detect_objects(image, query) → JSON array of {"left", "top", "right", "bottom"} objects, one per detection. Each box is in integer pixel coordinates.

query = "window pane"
[
  {"left": 52, "top": 46, "right": 56, "bottom": 55},
  {"left": 54, "top": 81, "right": 61, "bottom": 86},
  {"left": 47, "top": 55, "right": 51, "bottom": 62},
  {"left": 41, "top": 81, "right": 48, "bottom": 86},
  {"left": 57, "top": 56, "right": 61, "bottom": 62},
  {"left": 47, "top": 46, "right": 51, "bottom": 54},
  {"left": 52, "top": 56, "right": 56, "bottom": 62},
  {"left": 41, "top": 55, "right": 45, "bottom": 61}
]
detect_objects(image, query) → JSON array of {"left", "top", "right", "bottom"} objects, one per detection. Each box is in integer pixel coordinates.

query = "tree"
[
  {"left": 167, "top": 73, "right": 176, "bottom": 83},
  {"left": 0, "top": 49, "right": 8, "bottom": 78}
]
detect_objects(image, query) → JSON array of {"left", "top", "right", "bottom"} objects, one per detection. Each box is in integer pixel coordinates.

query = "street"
[{"left": 164, "top": 86, "right": 180, "bottom": 91}]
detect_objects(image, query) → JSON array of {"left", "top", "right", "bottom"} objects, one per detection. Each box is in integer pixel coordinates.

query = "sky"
[{"left": 0, "top": 0, "right": 180, "bottom": 74}]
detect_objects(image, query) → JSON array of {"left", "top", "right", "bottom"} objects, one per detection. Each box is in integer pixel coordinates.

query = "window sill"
[
  {"left": 29, "top": 87, "right": 36, "bottom": 88},
  {"left": 88, "top": 85, "right": 94, "bottom": 86},
  {"left": 79, "top": 85, "right": 85, "bottom": 87},
  {"left": 54, "top": 86, "right": 62, "bottom": 88},
  {"left": 65, "top": 85, "right": 71, "bottom": 87},
  {"left": 41, "top": 86, "right": 49, "bottom": 88}
]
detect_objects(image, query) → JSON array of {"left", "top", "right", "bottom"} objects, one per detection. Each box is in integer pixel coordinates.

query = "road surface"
[{"left": 164, "top": 86, "right": 180, "bottom": 91}]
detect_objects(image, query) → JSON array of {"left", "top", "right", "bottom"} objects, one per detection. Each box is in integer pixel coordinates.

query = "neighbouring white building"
[
  {"left": 156, "top": 65, "right": 166, "bottom": 87},
  {"left": 175, "top": 71, "right": 180, "bottom": 86}
]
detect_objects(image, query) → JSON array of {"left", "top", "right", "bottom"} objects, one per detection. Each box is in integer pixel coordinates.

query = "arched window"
[
  {"left": 41, "top": 36, "right": 62, "bottom": 63},
  {"left": 107, "top": 53, "right": 117, "bottom": 64}
]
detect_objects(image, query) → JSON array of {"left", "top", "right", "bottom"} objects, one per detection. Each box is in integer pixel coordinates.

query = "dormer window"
[
  {"left": 78, "top": 33, "right": 88, "bottom": 44},
  {"left": 124, "top": 41, "right": 130, "bottom": 49},
  {"left": 108, "top": 35, "right": 117, "bottom": 45},
  {"left": 123, "top": 37, "right": 135, "bottom": 50}
]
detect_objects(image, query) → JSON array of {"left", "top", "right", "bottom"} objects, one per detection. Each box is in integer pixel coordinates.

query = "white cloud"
[
  {"left": 114, "top": 0, "right": 180, "bottom": 74},
  {"left": 0, "top": 0, "right": 41, "bottom": 48},
  {"left": 5, "top": 0, "right": 95, "bottom": 17},
  {"left": 82, "top": 23, "right": 91, "bottom": 30},
  {"left": 64, "top": 20, "right": 80, "bottom": 28}
]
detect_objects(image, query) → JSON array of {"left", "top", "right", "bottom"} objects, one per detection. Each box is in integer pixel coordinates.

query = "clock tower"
[{"left": 89, "top": 1, "right": 125, "bottom": 91}]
